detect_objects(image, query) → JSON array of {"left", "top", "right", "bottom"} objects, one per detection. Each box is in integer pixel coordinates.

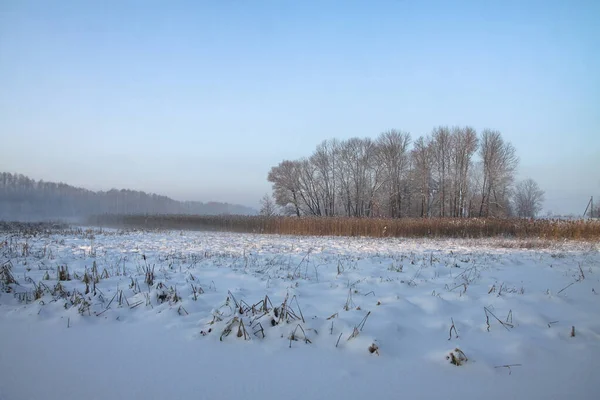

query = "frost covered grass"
[{"left": 1, "top": 228, "right": 599, "bottom": 400}]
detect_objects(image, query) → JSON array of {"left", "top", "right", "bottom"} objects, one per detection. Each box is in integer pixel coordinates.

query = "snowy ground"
[{"left": 1, "top": 229, "right": 599, "bottom": 400}]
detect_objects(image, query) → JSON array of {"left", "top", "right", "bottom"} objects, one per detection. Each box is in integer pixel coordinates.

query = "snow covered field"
[{"left": 1, "top": 229, "right": 599, "bottom": 400}]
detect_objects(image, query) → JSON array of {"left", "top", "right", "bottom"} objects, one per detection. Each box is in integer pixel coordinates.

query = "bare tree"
[
  {"left": 297, "top": 158, "right": 323, "bottom": 216},
  {"left": 309, "top": 139, "right": 339, "bottom": 216},
  {"left": 376, "top": 130, "right": 411, "bottom": 217},
  {"left": 338, "top": 138, "right": 385, "bottom": 217},
  {"left": 337, "top": 138, "right": 379, "bottom": 217},
  {"left": 513, "top": 179, "right": 545, "bottom": 218},
  {"left": 259, "top": 193, "right": 278, "bottom": 217},
  {"left": 411, "top": 136, "right": 433, "bottom": 217},
  {"left": 478, "top": 130, "right": 519, "bottom": 217},
  {"left": 449, "top": 126, "right": 478, "bottom": 217},
  {"left": 467, "top": 161, "right": 484, "bottom": 217},
  {"left": 431, "top": 126, "right": 452, "bottom": 217}
]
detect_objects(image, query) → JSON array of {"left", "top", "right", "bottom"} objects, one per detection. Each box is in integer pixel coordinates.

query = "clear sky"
[{"left": 1, "top": 0, "right": 598, "bottom": 213}]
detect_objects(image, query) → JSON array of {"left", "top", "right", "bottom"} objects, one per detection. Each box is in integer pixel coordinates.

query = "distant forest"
[{"left": 0, "top": 172, "right": 256, "bottom": 221}]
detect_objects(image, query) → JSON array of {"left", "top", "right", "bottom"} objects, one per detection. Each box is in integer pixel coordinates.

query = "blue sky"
[{"left": 1, "top": 0, "right": 598, "bottom": 213}]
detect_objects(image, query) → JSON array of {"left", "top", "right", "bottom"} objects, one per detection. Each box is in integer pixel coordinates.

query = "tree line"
[
  {"left": 267, "top": 127, "right": 545, "bottom": 218},
  {"left": 0, "top": 172, "right": 256, "bottom": 221}
]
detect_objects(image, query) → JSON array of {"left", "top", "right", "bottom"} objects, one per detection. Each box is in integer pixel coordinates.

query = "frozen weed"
[
  {"left": 447, "top": 348, "right": 468, "bottom": 366},
  {"left": 57, "top": 266, "right": 70, "bottom": 281}
]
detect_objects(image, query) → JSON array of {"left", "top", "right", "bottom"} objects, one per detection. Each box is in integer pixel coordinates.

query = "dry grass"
[{"left": 89, "top": 215, "right": 600, "bottom": 241}]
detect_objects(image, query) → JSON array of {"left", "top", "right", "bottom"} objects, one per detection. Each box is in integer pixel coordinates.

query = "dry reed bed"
[{"left": 87, "top": 215, "right": 600, "bottom": 240}]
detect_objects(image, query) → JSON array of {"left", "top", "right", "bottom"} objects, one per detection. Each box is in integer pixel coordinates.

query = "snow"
[{"left": 1, "top": 229, "right": 599, "bottom": 400}]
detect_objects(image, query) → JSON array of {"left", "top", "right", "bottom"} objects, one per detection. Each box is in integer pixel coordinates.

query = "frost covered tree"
[
  {"left": 513, "top": 178, "right": 545, "bottom": 218},
  {"left": 267, "top": 160, "right": 302, "bottom": 217}
]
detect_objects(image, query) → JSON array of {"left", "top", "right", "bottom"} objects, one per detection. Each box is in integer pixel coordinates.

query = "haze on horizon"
[{"left": 1, "top": 0, "right": 598, "bottom": 214}]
